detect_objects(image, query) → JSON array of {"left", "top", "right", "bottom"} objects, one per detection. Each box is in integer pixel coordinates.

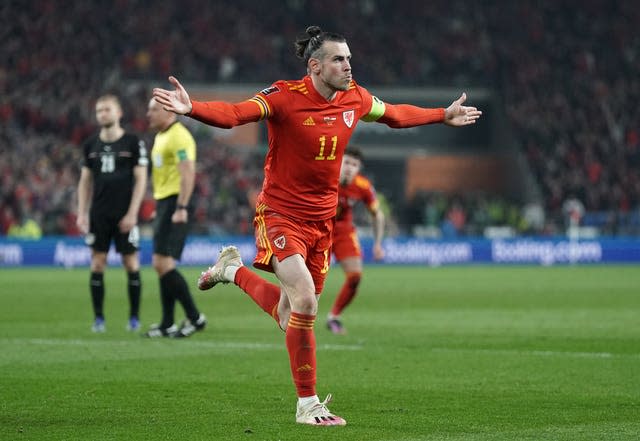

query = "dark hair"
[
  {"left": 96, "top": 93, "right": 121, "bottom": 108},
  {"left": 294, "top": 25, "right": 346, "bottom": 64},
  {"left": 344, "top": 145, "right": 363, "bottom": 161}
]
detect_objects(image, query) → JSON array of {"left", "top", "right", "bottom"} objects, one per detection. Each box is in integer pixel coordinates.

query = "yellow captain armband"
[{"left": 361, "top": 96, "right": 386, "bottom": 122}]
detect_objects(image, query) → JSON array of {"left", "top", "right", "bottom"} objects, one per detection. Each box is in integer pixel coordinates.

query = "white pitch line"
[
  {"left": 8, "top": 339, "right": 636, "bottom": 358},
  {"left": 1, "top": 337, "right": 363, "bottom": 351},
  {"left": 430, "top": 347, "right": 640, "bottom": 359}
]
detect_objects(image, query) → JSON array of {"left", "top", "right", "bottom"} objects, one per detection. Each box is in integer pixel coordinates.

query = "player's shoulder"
[
  {"left": 347, "top": 78, "right": 371, "bottom": 96},
  {"left": 257, "top": 79, "right": 305, "bottom": 99},
  {"left": 121, "top": 132, "right": 140, "bottom": 141},
  {"left": 83, "top": 133, "right": 100, "bottom": 147},
  {"left": 259, "top": 80, "right": 286, "bottom": 94},
  {"left": 121, "top": 132, "right": 142, "bottom": 146},
  {"left": 342, "top": 79, "right": 374, "bottom": 110},
  {"left": 168, "top": 121, "right": 192, "bottom": 136},
  {"left": 168, "top": 121, "right": 196, "bottom": 146},
  {"left": 353, "top": 174, "right": 373, "bottom": 190}
]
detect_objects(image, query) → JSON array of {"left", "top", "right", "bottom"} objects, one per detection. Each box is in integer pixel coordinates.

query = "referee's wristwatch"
[{"left": 176, "top": 204, "right": 188, "bottom": 211}]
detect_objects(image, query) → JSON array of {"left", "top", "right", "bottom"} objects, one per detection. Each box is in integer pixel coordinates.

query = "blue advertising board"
[{"left": 1, "top": 237, "right": 639, "bottom": 267}]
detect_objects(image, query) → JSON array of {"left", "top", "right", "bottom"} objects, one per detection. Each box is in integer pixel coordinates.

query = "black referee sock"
[
  {"left": 159, "top": 272, "right": 176, "bottom": 328},
  {"left": 127, "top": 271, "right": 141, "bottom": 318},
  {"left": 90, "top": 272, "right": 105, "bottom": 319},
  {"left": 163, "top": 269, "right": 200, "bottom": 323}
]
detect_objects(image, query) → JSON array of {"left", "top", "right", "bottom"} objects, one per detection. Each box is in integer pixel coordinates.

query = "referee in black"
[{"left": 77, "top": 94, "right": 148, "bottom": 333}]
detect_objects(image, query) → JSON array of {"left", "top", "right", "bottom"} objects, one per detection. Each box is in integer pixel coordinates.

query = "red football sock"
[
  {"left": 286, "top": 312, "right": 317, "bottom": 398},
  {"left": 234, "top": 266, "right": 281, "bottom": 323},
  {"left": 330, "top": 272, "right": 361, "bottom": 316}
]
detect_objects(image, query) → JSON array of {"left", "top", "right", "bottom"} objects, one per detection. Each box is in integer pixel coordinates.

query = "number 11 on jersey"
[{"left": 315, "top": 135, "right": 338, "bottom": 161}]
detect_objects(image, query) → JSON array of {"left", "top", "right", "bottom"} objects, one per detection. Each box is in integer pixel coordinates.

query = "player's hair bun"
[
  {"left": 295, "top": 25, "right": 323, "bottom": 60},
  {"left": 306, "top": 26, "right": 322, "bottom": 38},
  {"left": 294, "top": 25, "right": 345, "bottom": 62}
]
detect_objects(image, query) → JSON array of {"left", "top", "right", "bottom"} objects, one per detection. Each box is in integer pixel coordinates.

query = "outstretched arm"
[
  {"left": 153, "top": 76, "right": 263, "bottom": 129},
  {"left": 366, "top": 93, "right": 482, "bottom": 128}
]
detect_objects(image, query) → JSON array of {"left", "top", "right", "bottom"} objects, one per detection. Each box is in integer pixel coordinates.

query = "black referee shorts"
[{"left": 153, "top": 195, "right": 192, "bottom": 260}]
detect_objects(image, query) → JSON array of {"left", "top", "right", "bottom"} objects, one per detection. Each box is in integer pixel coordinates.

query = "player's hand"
[
  {"left": 373, "top": 243, "right": 385, "bottom": 261},
  {"left": 152, "top": 76, "right": 192, "bottom": 115},
  {"left": 444, "top": 93, "right": 482, "bottom": 127},
  {"left": 118, "top": 213, "right": 136, "bottom": 233},
  {"left": 76, "top": 214, "right": 89, "bottom": 235}
]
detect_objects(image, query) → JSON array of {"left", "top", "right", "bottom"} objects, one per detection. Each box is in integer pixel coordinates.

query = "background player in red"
[
  {"left": 152, "top": 25, "right": 481, "bottom": 426},
  {"left": 327, "top": 145, "right": 385, "bottom": 335}
]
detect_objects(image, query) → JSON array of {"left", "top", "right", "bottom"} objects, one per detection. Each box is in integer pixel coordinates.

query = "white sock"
[
  {"left": 224, "top": 265, "right": 239, "bottom": 282},
  {"left": 298, "top": 395, "right": 319, "bottom": 407}
]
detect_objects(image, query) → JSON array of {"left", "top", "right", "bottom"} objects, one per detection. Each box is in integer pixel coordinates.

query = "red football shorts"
[
  {"left": 332, "top": 221, "right": 361, "bottom": 261},
  {"left": 253, "top": 203, "right": 334, "bottom": 294}
]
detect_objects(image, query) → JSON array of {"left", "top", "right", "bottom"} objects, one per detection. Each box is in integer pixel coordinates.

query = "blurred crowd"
[
  {"left": 1, "top": 0, "right": 638, "bottom": 238},
  {"left": 495, "top": 1, "right": 640, "bottom": 235}
]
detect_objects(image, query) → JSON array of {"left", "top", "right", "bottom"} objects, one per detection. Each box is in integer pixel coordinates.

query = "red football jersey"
[
  {"left": 254, "top": 76, "right": 375, "bottom": 220},
  {"left": 335, "top": 174, "right": 379, "bottom": 232}
]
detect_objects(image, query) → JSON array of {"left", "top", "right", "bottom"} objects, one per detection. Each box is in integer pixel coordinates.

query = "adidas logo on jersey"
[{"left": 303, "top": 117, "right": 315, "bottom": 126}]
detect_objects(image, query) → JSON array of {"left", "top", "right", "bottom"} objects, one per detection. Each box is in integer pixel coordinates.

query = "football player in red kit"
[
  {"left": 327, "top": 145, "right": 385, "bottom": 335},
  {"left": 152, "top": 25, "right": 481, "bottom": 426}
]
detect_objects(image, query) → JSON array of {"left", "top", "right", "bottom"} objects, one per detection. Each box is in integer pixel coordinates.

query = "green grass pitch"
[{"left": 1, "top": 265, "right": 639, "bottom": 440}]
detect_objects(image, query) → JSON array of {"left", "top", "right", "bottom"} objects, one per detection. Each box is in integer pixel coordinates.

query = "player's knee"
[
  {"left": 152, "top": 260, "right": 171, "bottom": 275},
  {"left": 122, "top": 255, "right": 139, "bottom": 272},
  {"left": 291, "top": 293, "right": 318, "bottom": 315},
  {"left": 278, "top": 301, "right": 291, "bottom": 316},
  {"left": 91, "top": 257, "right": 107, "bottom": 272},
  {"left": 123, "top": 262, "right": 139, "bottom": 273}
]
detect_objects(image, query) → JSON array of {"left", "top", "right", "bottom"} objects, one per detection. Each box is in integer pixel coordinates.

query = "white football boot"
[
  {"left": 197, "top": 245, "right": 243, "bottom": 290},
  {"left": 296, "top": 394, "right": 347, "bottom": 426}
]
